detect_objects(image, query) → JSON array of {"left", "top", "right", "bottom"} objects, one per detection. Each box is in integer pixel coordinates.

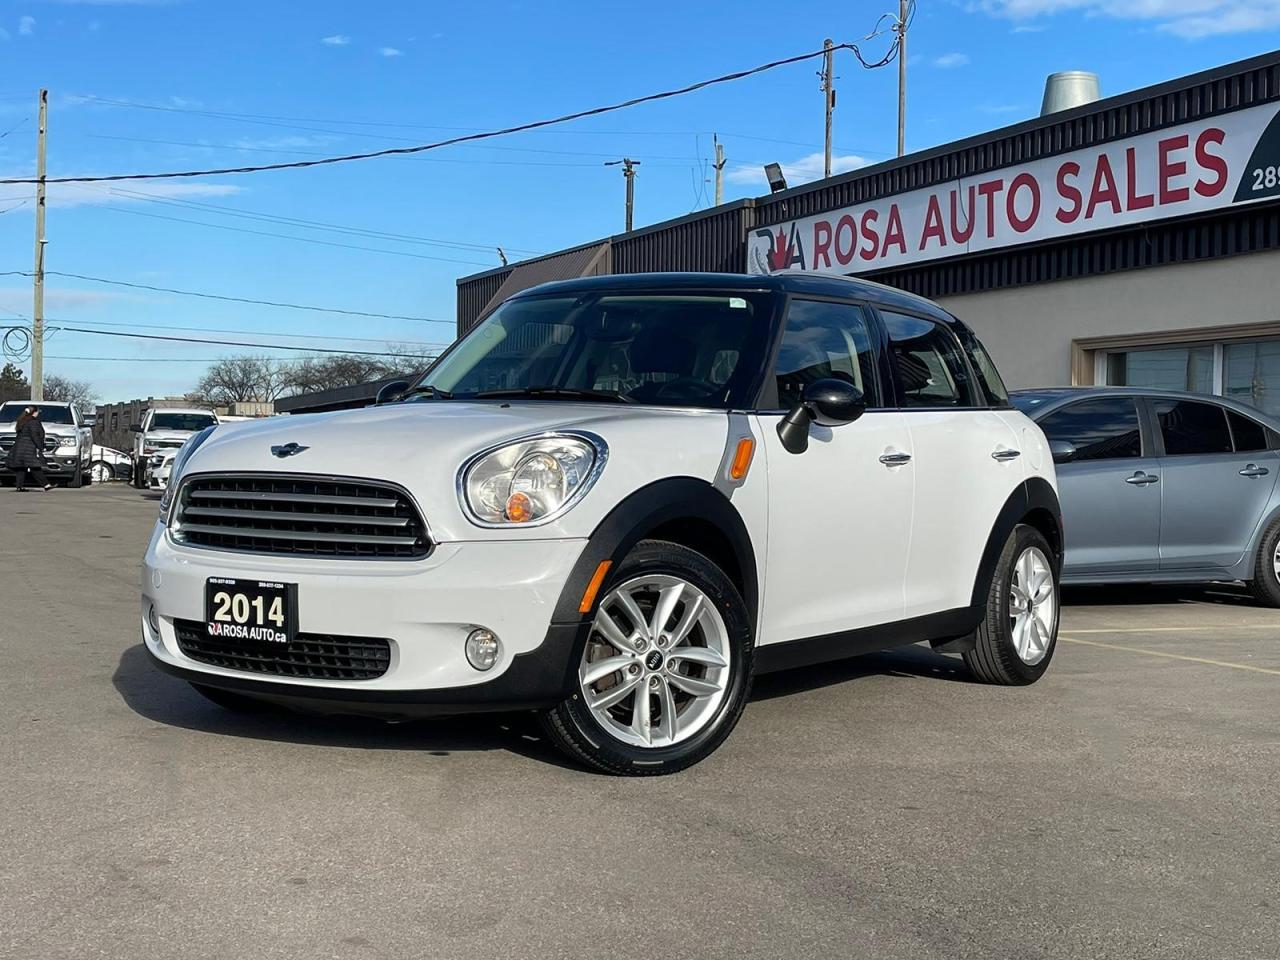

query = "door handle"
[
  {"left": 1124, "top": 471, "right": 1159, "bottom": 485},
  {"left": 879, "top": 451, "right": 912, "bottom": 466},
  {"left": 1240, "top": 464, "right": 1271, "bottom": 478},
  {"left": 991, "top": 448, "right": 1022, "bottom": 462}
]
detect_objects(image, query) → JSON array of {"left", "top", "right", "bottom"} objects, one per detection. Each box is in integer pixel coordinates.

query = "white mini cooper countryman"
[{"left": 142, "top": 272, "right": 1062, "bottom": 774}]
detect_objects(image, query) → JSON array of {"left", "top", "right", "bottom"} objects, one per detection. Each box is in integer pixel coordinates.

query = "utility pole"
[
  {"left": 605, "top": 158, "right": 640, "bottom": 232},
  {"left": 821, "top": 38, "right": 836, "bottom": 178},
  {"left": 31, "top": 88, "right": 47, "bottom": 401},
  {"left": 896, "top": 1, "right": 908, "bottom": 157},
  {"left": 713, "top": 136, "right": 725, "bottom": 206}
]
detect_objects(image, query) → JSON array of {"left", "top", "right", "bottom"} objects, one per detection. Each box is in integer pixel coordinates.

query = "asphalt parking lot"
[{"left": 2, "top": 484, "right": 1277, "bottom": 960}]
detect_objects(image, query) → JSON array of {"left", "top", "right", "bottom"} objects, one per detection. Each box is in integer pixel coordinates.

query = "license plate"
[{"left": 204, "top": 577, "right": 296, "bottom": 646}]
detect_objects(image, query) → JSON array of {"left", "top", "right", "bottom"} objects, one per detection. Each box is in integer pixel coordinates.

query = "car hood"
[
  {"left": 145, "top": 430, "right": 199, "bottom": 445},
  {"left": 180, "top": 400, "right": 735, "bottom": 543}
]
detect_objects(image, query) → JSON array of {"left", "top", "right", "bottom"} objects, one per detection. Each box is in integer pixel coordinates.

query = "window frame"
[
  {"left": 873, "top": 306, "right": 986, "bottom": 411},
  {"left": 1142, "top": 396, "right": 1238, "bottom": 458},
  {"left": 1038, "top": 395, "right": 1151, "bottom": 463},
  {"left": 754, "top": 293, "right": 889, "bottom": 412}
]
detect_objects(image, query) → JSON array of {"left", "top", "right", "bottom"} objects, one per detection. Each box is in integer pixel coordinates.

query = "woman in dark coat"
[{"left": 7, "top": 406, "right": 53, "bottom": 492}]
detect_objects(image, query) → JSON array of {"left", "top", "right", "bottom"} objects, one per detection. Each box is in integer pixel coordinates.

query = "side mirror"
[
  {"left": 129, "top": 424, "right": 143, "bottom": 433},
  {"left": 1049, "top": 439, "right": 1076, "bottom": 464},
  {"left": 777, "top": 379, "right": 867, "bottom": 455},
  {"left": 375, "top": 379, "right": 411, "bottom": 405}
]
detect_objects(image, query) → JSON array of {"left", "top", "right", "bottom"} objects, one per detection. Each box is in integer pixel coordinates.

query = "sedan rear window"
[{"left": 1152, "top": 399, "right": 1232, "bottom": 456}]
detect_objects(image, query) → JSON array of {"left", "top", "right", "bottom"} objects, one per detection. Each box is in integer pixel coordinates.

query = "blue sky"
[{"left": 1, "top": 0, "right": 1278, "bottom": 400}]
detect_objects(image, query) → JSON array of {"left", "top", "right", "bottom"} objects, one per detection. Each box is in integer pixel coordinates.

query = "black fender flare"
[
  {"left": 968, "top": 477, "right": 1064, "bottom": 611},
  {"left": 550, "top": 477, "right": 759, "bottom": 627}
]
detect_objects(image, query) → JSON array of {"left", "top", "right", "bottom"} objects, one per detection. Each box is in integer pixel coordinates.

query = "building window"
[
  {"left": 110, "top": 412, "right": 118, "bottom": 431},
  {"left": 1100, "top": 336, "right": 1280, "bottom": 417}
]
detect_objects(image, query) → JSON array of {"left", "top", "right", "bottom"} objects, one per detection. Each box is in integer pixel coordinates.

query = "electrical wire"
[
  {"left": 3, "top": 323, "right": 422, "bottom": 356},
  {"left": 6, "top": 38, "right": 902, "bottom": 185},
  {"left": 44, "top": 353, "right": 436, "bottom": 363},
  {"left": 0, "top": 269, "right": 456, "bottom": 324},
  {"left": 36, "top": 314, "right": 448, "bottom": 347}
]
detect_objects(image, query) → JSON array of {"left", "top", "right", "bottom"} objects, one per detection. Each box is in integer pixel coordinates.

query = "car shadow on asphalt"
[
  {"left": 111, "top": 645, "right": 579, "bottom": 770},
  {"left": 1062, "top": 582, "right": 1260, "bottom": 608},
  {"left": 750, "top": 644, "right": 974, "bottom": 702}
]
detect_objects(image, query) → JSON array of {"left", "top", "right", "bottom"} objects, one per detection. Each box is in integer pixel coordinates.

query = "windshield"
[
  {"left": 416, "top": 291, "right": 775, "bottom": 408},
  {"left": 0, "top": 404, "right": 75, "bottom": 425},
  {"left": 150, "top": 412, "right": 217, "bottom": 432}
]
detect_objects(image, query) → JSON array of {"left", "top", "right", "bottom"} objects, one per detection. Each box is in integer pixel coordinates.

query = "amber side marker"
[
  {"left": 578, "top": 560, "right": 613, "bottom": 614},
  {"left": 729, "top": 437, "right": 755, "bottom": 480}
]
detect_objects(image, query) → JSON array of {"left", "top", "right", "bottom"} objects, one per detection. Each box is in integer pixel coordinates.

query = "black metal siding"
[
  {"left": 612, "top": 203, "right": 754, "bottom": 274},
  {"left": 456, "top": 268, "right": 509, "bottom": 333}
]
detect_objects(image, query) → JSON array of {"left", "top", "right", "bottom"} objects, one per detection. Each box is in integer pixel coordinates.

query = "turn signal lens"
[
  {"left": 729, "top": 437, "right": 755, "bottom": 480},
  {"left": 578, "top": 560, "right": 613, "bottom": 614},
  {"left": 505, "top": 491, "right": 534, "bottom": 523}
]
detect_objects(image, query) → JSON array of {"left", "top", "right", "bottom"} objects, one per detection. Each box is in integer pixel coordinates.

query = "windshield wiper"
[
  {"left": 471, "top": 386, "right": 635, "bottom": 404},
  {"left": 401, "top": 384, "right": 454, "bottom": 400}
]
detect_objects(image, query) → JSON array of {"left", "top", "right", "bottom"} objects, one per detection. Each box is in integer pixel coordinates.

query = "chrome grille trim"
[{"left": 171, "top": 473, "right": 431, "bottom": 560}]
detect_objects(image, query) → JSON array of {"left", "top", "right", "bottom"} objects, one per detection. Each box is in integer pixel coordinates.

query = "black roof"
[{"left": 510, "top": 270, "right": 957, "bottom": 324}]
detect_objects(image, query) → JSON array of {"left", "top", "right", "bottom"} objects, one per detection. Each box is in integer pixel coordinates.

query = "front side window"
[
  {"left": 882, "top": 311, "right": 975, "bottom": 408},
  {"left": 1152, "top": 399, "right": 1232, "bottom": 456},
  {"left": 420, "top": 291, "right": 773, "bottom": 409},
  {"left": 772, "top": 300, "right": 877, "bottom": 410},
  {"left": 1038, "top": 398, "right": 1142, "bottom": 462}
]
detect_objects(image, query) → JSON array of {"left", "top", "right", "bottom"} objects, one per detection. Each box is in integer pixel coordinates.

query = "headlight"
[
  {"left": 57, "top": 436, "right": 77, "bottom": 449},
  {"left": 460, "top": 433, "right": 606, "bottom": 526},
  {"left": 160, "top": 426, "right": 217, "bottom": 520}
]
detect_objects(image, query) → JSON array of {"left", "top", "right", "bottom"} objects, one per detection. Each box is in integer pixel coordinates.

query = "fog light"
[
  {"left": 147, "top": 603, "right": 161, "bottom": 634},
  {"left": 465, "top": 628, "right": 502, "bottom": 671}
]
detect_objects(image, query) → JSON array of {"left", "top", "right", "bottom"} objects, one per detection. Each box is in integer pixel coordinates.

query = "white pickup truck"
[
  {"left": 0, "top": 400, "right": 93, "bottom": 487},
  {"left": 131, "top": 407, "right": 219, "bottom": 489}
]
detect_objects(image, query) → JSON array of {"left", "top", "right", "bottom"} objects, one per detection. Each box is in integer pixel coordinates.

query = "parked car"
[
  {"left": 147, "top": 448, "right": 178, "bottom": 494},
  {"left": 0, "top": 400, "right": 92, "bottom": 487},
  {"left": 130, "top": 407, "right": 218, "bottom": 489},
  {"left": 142, "top": 272, "right": 1062, "bottom": 774},
  {"left": 1013, "top": 387, "right": 1280, "bottom": 604},
  {"left": 90, "top": 444, "right": 133, "bottom": 484}
]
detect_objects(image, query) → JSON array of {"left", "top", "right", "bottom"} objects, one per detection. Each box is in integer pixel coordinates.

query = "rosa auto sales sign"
[{"left": 747, "top": 102, "right": 1280, "bottom": 276}]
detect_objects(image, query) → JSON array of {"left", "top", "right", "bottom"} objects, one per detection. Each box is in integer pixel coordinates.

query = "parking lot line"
[{"left": 1060, "top": 635, "right": 1280, "bottom": 676}]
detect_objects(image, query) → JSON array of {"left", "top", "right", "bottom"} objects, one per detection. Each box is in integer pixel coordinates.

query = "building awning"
[{"left": 478, "top": 240, "right": 611, "bottom": 318}]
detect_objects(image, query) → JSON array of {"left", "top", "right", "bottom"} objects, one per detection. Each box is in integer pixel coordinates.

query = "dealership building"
[{"left": 456, "top": 51, "right": 1280, "bottom": 415}]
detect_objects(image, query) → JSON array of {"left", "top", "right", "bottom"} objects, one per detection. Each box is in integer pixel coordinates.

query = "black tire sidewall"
[
  {"left": 991, "top": 526, "right": 1060, "bottom": 684},
  {"left": 554, "top": 541, "right": 753, "bottom": 773},
  {"left": 1251, "top": 520, "right": 1280, "bottom": 606}
]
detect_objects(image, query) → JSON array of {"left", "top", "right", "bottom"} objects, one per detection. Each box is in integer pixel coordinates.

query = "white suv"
[
  {"left": 0, "top": 400, "right": 92, "bottom": 487},
  {"left": 130, "top": 407, "right": 219, "bottom": 489},
  {"left": 142, "top": 273, "right": 1062, "bottom": 774}
]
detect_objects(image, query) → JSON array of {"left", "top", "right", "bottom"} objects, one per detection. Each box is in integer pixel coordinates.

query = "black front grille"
[
  {"left": 174, "top": 619, "right": 392, "bottom": 680},
  {"left": 0, "top": 436, "right": 59, "bottom": 453},
  {"left": 173, "top": 474, "right": 430, "bottom": 559}
]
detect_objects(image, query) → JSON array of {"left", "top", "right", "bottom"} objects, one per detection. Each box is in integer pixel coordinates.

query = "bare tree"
[
  {"left": 193, "top": 356, "right": 291, "bottom": 406},
  {"left": 43, "top": 374, "right": 99, "bottom": 415},
  {"left": 281, "top": 347, "right": 439, "bottom": 396}
]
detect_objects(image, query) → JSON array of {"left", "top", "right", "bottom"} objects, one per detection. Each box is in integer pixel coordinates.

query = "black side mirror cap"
[
  {"left": 375, "top": 379, "right": 411, "bottom": 405},
  {"left": 129, "top": 424, "right": 143, "bottom": 433},
  {"left": 1048, "top": 439, "right": 1076, "bottom": 464},
  {"left": 776, "top": 379, "right": 867, "bottom": 454}
]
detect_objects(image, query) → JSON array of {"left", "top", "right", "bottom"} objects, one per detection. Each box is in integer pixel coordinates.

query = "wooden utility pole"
[
  {"left": 605, "top": 158, "right": 640, "bottom": 231},
  {"left": 821, "top": 38, "right": 836, "bottom": 178},
  {"left": 31, "top": 88, "right": 47, "bottom": 401},
  {"left": 896, "top": 1, "right": 908, "bottom": 157},
  {"left": 713, "top": 136, "right": 725, "bottom": 206}
]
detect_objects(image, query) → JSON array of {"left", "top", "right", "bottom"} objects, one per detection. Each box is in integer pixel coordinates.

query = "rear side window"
[
  {"left": 956, "top": 327, "right": 1009, "bottom": 406},
  {"left": 1227, "top": 410, "right": 1269, "bottom": 452},
  {"left": 1038, "top": 398, "right": 1142, "bottom": 461},
  {"left": 772, "top": 300, "right": 878, "bottom": 410},
  {"left": 1152, "top": 399, "right": 1232, "bottom": 456},
  {"left": 881, "top": 311, "right": 976, "bottom": 408}
]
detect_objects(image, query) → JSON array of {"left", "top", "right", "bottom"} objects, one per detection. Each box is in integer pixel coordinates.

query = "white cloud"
[
  {"left": 320, "top": 34, "right": 349, "bottom": 45},
  {"left": 18, "top": 15, "right": 35, "bottom": 34},
  {"left": 934, "top": 52, "right": 970, "bottom": 68},
  {"left": 971, "top": 0, "right": 1280, "bottom": 38},
  {"left": 0, "top": 178, "right": 242, "bottom": 209},
  {"left": 725, "top": 152, "right": 871, "bottom": 189},
  {"left": 1011, "top": 23, "right": 1045, "bottom": 31},
  {"left": 378, "top": 46, "right": 403, "bottom": 57}
]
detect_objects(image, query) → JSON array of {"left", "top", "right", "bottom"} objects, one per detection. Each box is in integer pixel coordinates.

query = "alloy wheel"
[
  {"left": 1008, "top": 545, "right": 1056, "bottom": 665},
  {"left": 579, "top": 574, "right": 731, "bottom": 748},
  {"left": 90, "top": 462, "right": 113, "bottom": 483}
]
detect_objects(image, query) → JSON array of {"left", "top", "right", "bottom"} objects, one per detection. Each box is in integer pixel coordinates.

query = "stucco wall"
[{"left": 935, "top": 248, "right": 1280, "bottom": 390}]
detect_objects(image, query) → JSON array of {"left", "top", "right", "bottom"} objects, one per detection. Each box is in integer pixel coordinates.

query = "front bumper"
[{"left": 141, "top": 524, "right": 589, "bottom": 715}]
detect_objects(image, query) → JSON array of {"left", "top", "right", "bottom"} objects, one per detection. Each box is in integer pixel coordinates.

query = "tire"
[
  {"left": 1247, "top": 517, "right": 1280, "bottom": 607},
  {"left": 90, "top": 461, "right": 114, "bottom": 484},
  {"left": 963, "top": 524, "right": 1060, "bottom": 685},
  {"left": 68, "top": 465, "right": 83, "bottom": 488},
  {"left": 189, "top": 683, "right": 279, "bottom": 714},
  {"left": 540, "top": 539, "right": 753, "bottom": 776}
]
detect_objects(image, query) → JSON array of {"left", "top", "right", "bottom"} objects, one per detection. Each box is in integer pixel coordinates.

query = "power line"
[
  {"left": 9, "top": 323, "right": 427, "bottom": 356},
  {"left": 44, "top": 354, "right": 434, "bottom": 363},
  {"left": 37, "top": 314, "right": 447, "bottom": 347},
  {"left": 0, "top": 268, "right": 456, "bottom": 324},
  {"left": 5, "top": 40, "right": 900, "bottom": 185}
]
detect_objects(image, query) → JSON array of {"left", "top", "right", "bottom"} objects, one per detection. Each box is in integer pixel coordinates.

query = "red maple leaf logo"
[{"left": 769, "top": 228, "right": 793, "bottom": 271}]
